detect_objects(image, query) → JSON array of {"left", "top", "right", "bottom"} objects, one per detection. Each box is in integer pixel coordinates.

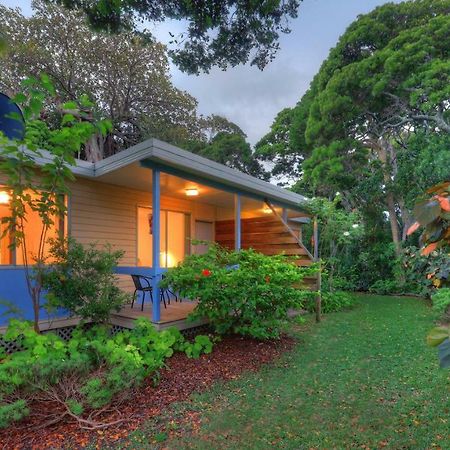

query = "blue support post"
[
  {"left": 235, "top": 193, "right": 241, "bottom": 250},
  {"left": 151, "top": 168, "right": 161, "bottom": 322},
  {"left": 282, "top": 208, "right": 288, "bottom": 223}
]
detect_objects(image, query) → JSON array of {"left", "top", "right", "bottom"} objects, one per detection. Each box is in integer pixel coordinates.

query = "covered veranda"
[{"left": 89, "top": 139, "right": 314, "bottom": 329}]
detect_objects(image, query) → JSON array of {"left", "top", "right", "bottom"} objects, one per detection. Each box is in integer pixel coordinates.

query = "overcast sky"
[{"left": 3, "top": 0, "right": 402, "bottom": 145}]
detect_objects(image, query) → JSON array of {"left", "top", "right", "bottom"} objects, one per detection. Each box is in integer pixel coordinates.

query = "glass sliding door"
[{"left": 137, "top": 207, "right": 189, "bottom": 268}]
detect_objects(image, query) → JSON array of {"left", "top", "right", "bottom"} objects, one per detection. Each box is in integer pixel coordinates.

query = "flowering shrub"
[
  {"left": 161, "top": 244, "right": 317, "bottom": 339},
  {"left": 0, "top": 318, "right": 213, "bottom": 429}
]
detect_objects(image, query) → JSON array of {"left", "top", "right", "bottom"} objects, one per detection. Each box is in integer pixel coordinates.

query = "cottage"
[{"left": 0, "top": 138, "right": 314, "bottom": 331}]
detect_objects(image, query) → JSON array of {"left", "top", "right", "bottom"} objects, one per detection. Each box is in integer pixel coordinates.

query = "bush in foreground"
[
  {"left": 161, "top": 244, "right": 316, "bottom": 339},
  {"left": 42, "top": 238, "right": 130, "bottom": 323},
  {"left": 0, "top": 319, "right": 213, "bottom": 429}
]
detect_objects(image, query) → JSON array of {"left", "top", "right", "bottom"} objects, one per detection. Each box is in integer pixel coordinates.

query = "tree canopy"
[
  {"left": 258, "top": 0, "right": 450, "bottom": 255},
  {"left": 46, "top": 0, "right": 302, "bottom": 74},
  {"left": 0, "top": 1, "right": 204, "bottom": 161}
]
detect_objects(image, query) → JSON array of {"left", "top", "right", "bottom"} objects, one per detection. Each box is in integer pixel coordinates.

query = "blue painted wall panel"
[{"left": 0, "top": 268, "right": 68, "bottom": 326}]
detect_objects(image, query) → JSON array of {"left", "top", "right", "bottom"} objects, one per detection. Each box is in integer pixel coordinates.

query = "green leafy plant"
[
  {"left": 408, "top": 181, "right": 450, "bottom": 255},
  {"left": 0, "top": 318, "right": 213, "bottom": 429},
  {"left": 431, "top": 288, "right": 450, "bottom": 320},
  {"left": 369, "top": 280, "right": 402, "bottom": 296},
  {"left": 161, "top": 244, "right": 316, "bottom": 339},
  {"left": 304, "top": 290, "right": 355, "bottom": 314},
  {"left": 42, "top": 238, "right": 129, "bottom": 323},
  {"left": 427, "top": 326, "right": 450, "bottom": 369}
]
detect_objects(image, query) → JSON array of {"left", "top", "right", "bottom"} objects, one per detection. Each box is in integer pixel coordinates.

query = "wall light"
[
  {"left": 262, "top": 207, "right": 272, "bottom": 214},
  {"left": 0, "top": 191, "right": 11, "bottom": 205},
  {"left": 185, "top": 188, "right": 199, "bottom": 197}
]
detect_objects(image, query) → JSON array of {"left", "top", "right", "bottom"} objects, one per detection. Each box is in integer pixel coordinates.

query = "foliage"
[
  {"left": 368, "top": 280, "right": 402, "bottom": 296},
  {"left": 0, "top": 1, "right": 201, "bottom": 160},
  {"left": 42, "top": 238, "right": 129, "bottom": 323},
  {"left": 304, "top": 196, "right": 364, "bottom": 290},
  {"left": 0, "top": 318, "right": 213, "bottom": 429},
  {"left": 254, "top": 108, "right": 303, "bottom": 185},
  {"left": 258, "top": 0, "right": 450, "bottom": 258},
  {"left": 402, "top": 246, "right": 450, "bottom": 294},
  {"left": 188, "top": 132, "right": 268, "bottom": 180},
  {"left": 46, "top": 0, "right": 302, "bottom": 74},
  {"left": 431, "top": 288, "right": 450, "bottom": 320},
  {"left": 305, "top": 290, "right": 355, "bottom": 314},
  {"left": 427, "top": 326, "right": 450, "bottom": 369},
  {"left": 0, "top": 75, "right": 109, "bottom": 331},
  {"left": 161, "top": 245, "right": 316, "bottom": 339},
  {"left": 135, "top": 295, "right": 450, "bottom": 448},
  {"left": 407, "top": 181, "right": 450, "bottom": 255}
]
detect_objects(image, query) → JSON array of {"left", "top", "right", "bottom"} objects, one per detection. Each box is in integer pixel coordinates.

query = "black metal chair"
[
  {"left": 130, "top": 274, "right": 167, "bottom": 311},
  {"left": 161, "top": 274, "right": 180, "bottom": 304}
]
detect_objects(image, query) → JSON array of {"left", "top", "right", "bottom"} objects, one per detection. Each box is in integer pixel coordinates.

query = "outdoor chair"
[
  {"left": 161, "top": 274, "right": 180, "bottom": 304},
  {"left": 130, "top": 274, "right": 167, "bottom": 311}
]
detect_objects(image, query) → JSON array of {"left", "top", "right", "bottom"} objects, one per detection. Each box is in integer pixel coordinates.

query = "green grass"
[{"left": 120, "top": 295, "right": 450, "bottom": 449}]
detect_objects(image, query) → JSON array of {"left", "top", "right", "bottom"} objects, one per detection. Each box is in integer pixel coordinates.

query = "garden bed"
[{"left": 0, "top": 334, "right": 295, "bottom": 449}]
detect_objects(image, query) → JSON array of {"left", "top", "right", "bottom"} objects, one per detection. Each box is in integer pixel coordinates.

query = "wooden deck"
[{"left": 110, "top": 301, "right": 208, "bottom": 331}]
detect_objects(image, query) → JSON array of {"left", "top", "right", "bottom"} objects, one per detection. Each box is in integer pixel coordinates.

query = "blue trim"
[
  {"left": 235, "top": 194, "right": 241, "bottom": 250},
  {"left": 0, "top": 268, "right": 67, "bottom": 326},
  {"left": 140, "top": 159, "right": 301, "bottom": 212},
  {"left": 151, "top": 169, "right": 161, "bottom": 322}
]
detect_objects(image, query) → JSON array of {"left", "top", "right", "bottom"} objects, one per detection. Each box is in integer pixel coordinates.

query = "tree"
[
  {"left": 189, "top": 131, "right": 268, "bottom": 180},
  {"left": 47, "top": 0, "right": 302, "bottom": 74},
  {"left": 262, "top": 0, "right": 450, "bottom": 255},
  {"left": 0, "top": 1, "right": 202, "bottom": 161},
  {"left": 0, "top": 75, "right": 110, "bottom": 331},
  {"left": 255, "top": 108, "right": 303, "bottom": 185}
]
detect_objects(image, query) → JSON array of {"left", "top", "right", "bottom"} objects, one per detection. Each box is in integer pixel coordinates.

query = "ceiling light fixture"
[
  {"left": 0, "top": 191, "right": 11, "bottom": 205},
  {"left": 185, "top": 188, "right": 199, "bottom": 197}
]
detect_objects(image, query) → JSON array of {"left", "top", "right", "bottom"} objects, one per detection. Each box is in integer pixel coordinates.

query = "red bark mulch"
[{"left": 0, "top": 334, "right": 296, "bottom": 449}]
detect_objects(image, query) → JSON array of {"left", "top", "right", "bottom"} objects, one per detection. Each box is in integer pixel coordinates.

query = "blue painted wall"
[
  {"left": 0, "top": 266, "right": 168, "bottom": 327},
  {"left": 0, "top": 267, "right": 61, "bottom": 326}
]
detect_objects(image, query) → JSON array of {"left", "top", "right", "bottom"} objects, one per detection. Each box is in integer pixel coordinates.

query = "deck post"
[
  {"left": 235, "top": 193, "right": 241, "bottom": 250},
  {"left": 282, "top": 208, "right": 288, "bottom": 223},
  {"left": 313, "top": 216, "right": 321, "bottom": 323},
  {"left": 151, "top": 168, "right": 161, "bottom": 322}
]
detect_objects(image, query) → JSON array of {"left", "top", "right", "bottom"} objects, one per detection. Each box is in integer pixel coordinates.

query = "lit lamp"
[
  {"left": 0, "top": 191, "right": 11, "bottom": 205},
  {"left": 185, "top": 188, "right": 199, "bottom": 197},
  {"left": 262, "top": 206, "right": 272, "bottom": 214}
]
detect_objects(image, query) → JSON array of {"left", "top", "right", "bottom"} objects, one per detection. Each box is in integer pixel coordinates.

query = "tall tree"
[
  {"left": 47, "top": 0, "right": 302, "bottom": 74},
  {"left": 186, "top": 116, "right": 268, "bottom": 180},
  {"left": 260, "top": 0, "right": 450, "bottom": 255},
  {"left": 0, "top": 1, "right": 202, "bottom": 161}
]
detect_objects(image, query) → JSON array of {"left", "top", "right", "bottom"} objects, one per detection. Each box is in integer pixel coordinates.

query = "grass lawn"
[{"left": 120, "top": 295, "right": 450, "bottom": 449}]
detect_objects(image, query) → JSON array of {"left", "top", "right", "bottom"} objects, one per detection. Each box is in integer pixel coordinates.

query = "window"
[
  {"left": 137, "top": 206, "right": 189, "bottom": 268},
  {"left": 0, "top": 187, "right": 64, "bottom": 265}
]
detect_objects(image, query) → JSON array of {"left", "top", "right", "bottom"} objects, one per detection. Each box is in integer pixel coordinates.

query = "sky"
[{"left": 2, "top": 0, "right": 402, "bottom": 145}]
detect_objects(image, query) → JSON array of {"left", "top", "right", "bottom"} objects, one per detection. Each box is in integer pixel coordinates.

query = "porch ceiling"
[{"left": 31, "top": 137, "right": 308, "bottom": 211}]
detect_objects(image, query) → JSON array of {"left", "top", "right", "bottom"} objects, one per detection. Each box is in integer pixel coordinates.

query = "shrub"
[
  {"left": 369, "top": 279, "right": 402, "bottom": 295},
  {"left": 42, "top": 238, "right": 130, "bottom": 323},
  {"left": 0, "top": 318, "right": 213, "bottom": 429},
  {"left": 161, "top": 245, "right": 316, "bottom": 339},
  {"left": 431, "top": 288, "right": 450, "bottom": 320},
  {"left": 320, "top": 291, "right": 356, "bottom": 313},
  {"left": 402, "top": 246, "right": 450, "bottom": 296},
  {"left": 304, "top": 290, "right": 355, "bottom": 314}
]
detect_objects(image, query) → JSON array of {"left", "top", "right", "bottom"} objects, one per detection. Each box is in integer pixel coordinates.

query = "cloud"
[{"left": 6, "top": 0, "right": 403, "bottom": 146}]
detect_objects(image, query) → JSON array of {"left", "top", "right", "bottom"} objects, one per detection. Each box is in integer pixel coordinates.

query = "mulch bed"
[{"left": 0, "top": 334, "right": 296, "bottom": 449}]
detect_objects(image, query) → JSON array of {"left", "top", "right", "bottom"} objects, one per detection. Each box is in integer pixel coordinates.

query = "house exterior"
[{"left": 0, "top": 138, "right": 314, "bottom": 331}]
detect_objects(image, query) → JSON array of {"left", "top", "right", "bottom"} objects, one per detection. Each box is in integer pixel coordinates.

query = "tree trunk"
[
  {"left": 376, "top": 138, "right": 402, "bottom": 256},
  {"left": 84, "top": 132, "right": 104, "bottom": 162}
]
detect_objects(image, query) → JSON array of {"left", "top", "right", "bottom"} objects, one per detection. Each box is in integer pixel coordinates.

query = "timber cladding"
[{"left": 215, "top": 216, "right": 317, "bottom": 289}]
